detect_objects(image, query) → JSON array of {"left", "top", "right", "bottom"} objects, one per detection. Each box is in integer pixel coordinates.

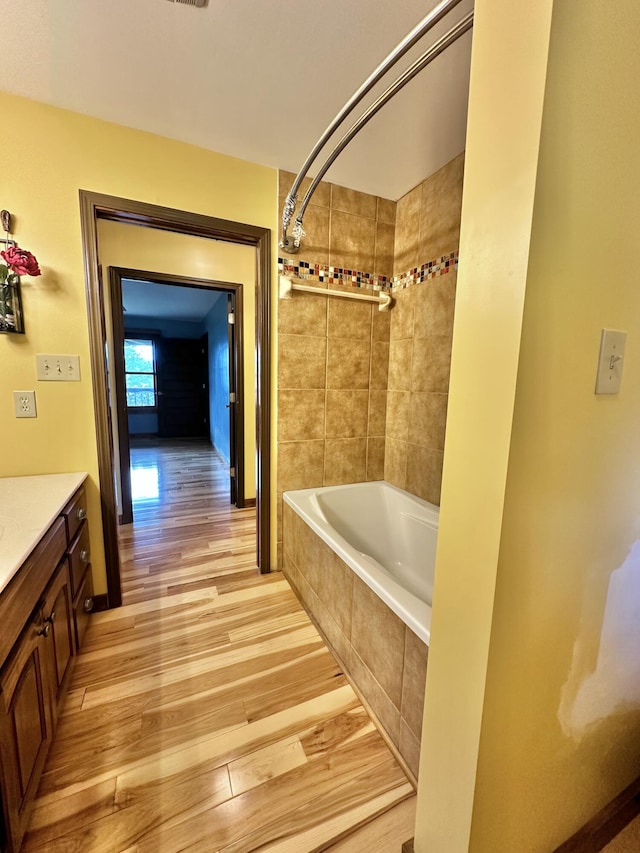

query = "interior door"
[
  {"left": 157, "top": 338, "right": 209, "bottom": 438},
  {"left": 227, "top": 294, "right": 237, "bottom": 505}
]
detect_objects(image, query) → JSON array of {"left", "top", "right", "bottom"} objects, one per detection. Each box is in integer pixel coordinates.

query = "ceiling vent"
[{"left": 167, "top": 0, "right": 208, "bottom": 7}]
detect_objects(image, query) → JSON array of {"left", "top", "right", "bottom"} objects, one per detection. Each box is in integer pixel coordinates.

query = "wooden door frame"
[
  {"left": 80, "top": 191, "right": 271, "bottom": 609},
  {"left": 110, "top": 267, "right": 246, "bottom": 524}
]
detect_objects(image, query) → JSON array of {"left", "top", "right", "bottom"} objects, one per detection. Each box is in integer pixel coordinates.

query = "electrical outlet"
[
  {"left": 36, "top": 354, "right": 81, "bottom": 381},
  {"left": 13, "top": 391, "right": 37, "bottom": 418}
]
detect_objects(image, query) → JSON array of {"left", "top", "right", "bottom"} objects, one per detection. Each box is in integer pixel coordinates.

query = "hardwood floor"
[{"left": 22, "top": 440, "right": 415, "bottom": 852}]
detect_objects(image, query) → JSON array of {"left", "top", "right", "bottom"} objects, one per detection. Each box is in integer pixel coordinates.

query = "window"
[{"left": 125, "top": 338, "right": 157, "bottom": 408}]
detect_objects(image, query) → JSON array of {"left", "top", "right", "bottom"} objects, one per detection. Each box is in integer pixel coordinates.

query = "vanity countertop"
[{"left": 0, "top": 472, "right": 88, "bottom": 595}]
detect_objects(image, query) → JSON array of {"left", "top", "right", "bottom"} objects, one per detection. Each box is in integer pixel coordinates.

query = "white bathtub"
[{"left": 283, "top": 481, "right": 438, "bottom": 644}]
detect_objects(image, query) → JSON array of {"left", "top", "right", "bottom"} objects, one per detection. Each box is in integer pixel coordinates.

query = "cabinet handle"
[
  {"left": 37, "top": 623, "right": 51, "bottom": 638},
  {"left": 77, "top": 507, "right": 87, "bottom": 521},
  {"left": 83, "top": 597, "right": 94, "bottom": 613},
  {"left": 45, "top": 610, "right": 56, "bottom": 625},
  {"left": 80, "top": 549, "right": 89, "bottom": 564}
]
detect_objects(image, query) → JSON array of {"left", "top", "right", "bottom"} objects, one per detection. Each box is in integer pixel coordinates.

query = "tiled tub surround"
[
  {"left": 276, "top": 154, "right": 464, "bottom": 562},
  {"left": 283, "top": 499, "right": 429, "bottom": 782}
]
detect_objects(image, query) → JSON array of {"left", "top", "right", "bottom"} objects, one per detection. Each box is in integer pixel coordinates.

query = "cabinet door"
[
  {"left": 42, "top": 560, "right": 75, "bottom": 723},
  {"left": 0, "top": 622, "right": 52, "bottom": 853}
]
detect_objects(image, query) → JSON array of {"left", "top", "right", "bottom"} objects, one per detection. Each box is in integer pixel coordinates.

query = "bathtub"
[{"left": 283, "top": 481, "right": 438, "bottom": 645}]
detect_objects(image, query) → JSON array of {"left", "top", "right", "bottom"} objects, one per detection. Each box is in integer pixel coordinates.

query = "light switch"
[
  {"left": 36, "top": 354, "right": 81, "bottom": 381},
  {"left": 595, "top": 329, "right": 626, "bottom": 394}
]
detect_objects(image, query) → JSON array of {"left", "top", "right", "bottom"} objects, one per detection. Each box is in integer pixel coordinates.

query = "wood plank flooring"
[{"left": 23, "top": 440, "right": 415, "bottom": 852}]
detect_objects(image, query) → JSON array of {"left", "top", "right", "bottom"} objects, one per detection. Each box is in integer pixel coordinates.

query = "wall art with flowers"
[{"left": 0, "top": 210, "right": 41, "bottom": 334}]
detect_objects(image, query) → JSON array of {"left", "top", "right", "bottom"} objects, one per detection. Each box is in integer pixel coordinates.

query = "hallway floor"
[{"left": 21, "top": 441, "right": 415, "bottom": 852}]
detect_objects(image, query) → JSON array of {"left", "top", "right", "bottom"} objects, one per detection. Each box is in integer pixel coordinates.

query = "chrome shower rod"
[
  {"left": 280, "top": 0, "right": 466, "bottom": 251},
  {"left": 292, "top": 10, "right": 474, "bottom": 240}
]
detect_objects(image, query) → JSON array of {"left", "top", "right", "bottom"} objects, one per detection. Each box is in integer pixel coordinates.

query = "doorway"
[
  {"left": 79, "top": 191, "right": 271, "bottom": 608},
  {"left": 109, "top": 267, "right": 247, "bottom": 526}
]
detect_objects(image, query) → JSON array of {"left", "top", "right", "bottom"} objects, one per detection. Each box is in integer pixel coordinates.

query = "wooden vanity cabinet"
[{"left": 0, "top": 483, "right": 93, "bottom": 853}]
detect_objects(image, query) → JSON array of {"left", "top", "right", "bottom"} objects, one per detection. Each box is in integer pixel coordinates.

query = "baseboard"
[
  {"left": 553, "top": 776, "right": 640, "bottom": 853},
  {"left": 401, "top": 840, "right": 415, "bottom": 853},
  {"left": 243, "top": 497, "right": 257, "bottom": 508},
  {"left": 91, "top": 593, "right": 109, "bottom": 613}
]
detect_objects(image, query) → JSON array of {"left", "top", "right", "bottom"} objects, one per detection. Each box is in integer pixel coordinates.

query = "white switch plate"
[
  {"left": 595, "top": 329, "right": 627, "bottom": 394},
  {"left": 36, "top": 354, "right": 81, "bottom": 381},
  {"left": 13, "top": 391, "right": 37, "bottom": 418}
]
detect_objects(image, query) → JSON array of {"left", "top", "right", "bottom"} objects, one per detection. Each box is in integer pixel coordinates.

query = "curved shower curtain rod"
[{"left": 280, "top": 1, "right": 474, "bottom": 254}]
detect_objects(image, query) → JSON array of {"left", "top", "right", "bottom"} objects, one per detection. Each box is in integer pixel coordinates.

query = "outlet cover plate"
[
  {"left": 13, "top": 391, "right": 37, "bottom": 418},
  {"left": 36, "top": 354, "right": 81, "bottom": 381}
]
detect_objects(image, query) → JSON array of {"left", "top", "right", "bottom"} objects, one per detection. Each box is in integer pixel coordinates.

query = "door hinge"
[
  {"left": 229, "top": 392, "right": 236, "bottom": 404},
  {"left": 230, "top": 467, "right": 236, "bottom": 477},
  {"left": 228, "top": 312, "right": 235, "bottom": 325}
]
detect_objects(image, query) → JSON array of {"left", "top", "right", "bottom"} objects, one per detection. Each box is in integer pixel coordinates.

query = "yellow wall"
[
  {"left": 417, "top": 1, "right": 640, "bottom": 851},
  {"left": 97, "top": 220, "right": 256, "bottom": 500},
  {"left": 470, "top": 1, "right": 640, "bottom": 849},
  {"left": 0, "top": 91, "right": 277, "bottom": 594}
]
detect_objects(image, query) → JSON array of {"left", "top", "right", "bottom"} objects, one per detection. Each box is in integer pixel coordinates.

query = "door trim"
[
  {"left": 79, "top": 191, "right": 272, "bottom": 608},
  {"left": 110, "top": 267, "right": 246, "bottom": 521}
]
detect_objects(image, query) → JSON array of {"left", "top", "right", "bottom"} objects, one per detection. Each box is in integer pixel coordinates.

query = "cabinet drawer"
[
  {"left": 73, "top": 567, "right": 94, "bottom": 651},
  {"left": 67, "top": 521, "right": 90, "bottom": 598},
  {"left": 61, "top": 487, "right": 87, "bottom": 544}
]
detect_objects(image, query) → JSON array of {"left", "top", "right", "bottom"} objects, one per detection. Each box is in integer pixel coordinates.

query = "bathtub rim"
[{"left": 283, "top": 480, "right": 435, "bottom": 645}]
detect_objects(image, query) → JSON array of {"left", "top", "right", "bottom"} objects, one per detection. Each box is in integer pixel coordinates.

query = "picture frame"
[{"left": 0, "top": 238, "right": 25, "bottom": 335}]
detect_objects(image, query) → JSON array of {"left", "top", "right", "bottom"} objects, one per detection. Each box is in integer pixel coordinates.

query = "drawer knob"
[
  {"left": 80, "top": 549, "right": 89, "bottom": 565},
  {"left": 77, "top": 507, "right": 87, "bottom": 521},
  {"left": 37, "top": 622, "right": 51, "bottom": 638},
  {"left": 45, "top": 610, "right": 56, "bottom": 624},
  {"left": 83, "top": 597, "right": 94, "bottom": 613}
]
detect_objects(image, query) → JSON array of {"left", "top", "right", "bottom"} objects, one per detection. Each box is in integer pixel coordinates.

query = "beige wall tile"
[
  {"left": 282, "top": 501, "right": 296, "bottom": 560},
  {"left": 314, "top": 596, "right": 353, "bottom": 669},
  {"left": 368, "top": 390, "right": 387, "bottom": 436},
  {"left": 278, "top": 286, "right": 327, "bottom": 337},
  {"left": 366, "top": 437, "right": 385, "bottom": 481},
  {"left": 279, "top": 169, "right": 331, "bottom": 208},
  {"left": 278, "top": 389, "right": 326, "bottom": 441},
  {"left": 372, "top": 309, "right": 391, "bottom": 342},
  {"left": 398, "top": 719, "right": 421, "bottom": 781},
  {"left": 390, "top": 288, "right": 415, "bottom": 341},
  {"left": 370, "top": 341, "right": 390, "bottom": 391},
  {"left": 388, "top": 339, "right": 413, "bottom": 392},
  {"left": 419, "top": 189, "right": 462, "bottom": 262},
  {"left": 408, "top": 392, "right": 448, "bottom": 451},
  {"left": 313, "top": 540, "right": 354, "bottom": 638},
  {"left": 327, "top": 338, "right": 371, "bottom": 389},
  {"left": 278, "top": 334, "right": 327, "bottom": 389},
  {"left": 394, "top": 185, "right": 422, "bottom": 274},
  {"left": 277, "top": 491, "right": 284, "bottom": 546},
  {"left": 374, "top": 222, "right": 395, "bottom": 279},
  {"left": 329, "top": 210, "right": 376, "bottom": 272},
  {"left": 377, "top": 197, "right": 397, "bottom": 225},
  {"left": 294, "top": 204, "right": 331, "bottom": 266},
  {"left": 351, "top": 579, "right": 405, "bottom": 708},
  {"left": 413, "top": 274, "right": 457, "bottom": 340},
  {"left": 349, "top": 649, "right": 401, "bottom": 747},
  {"left": 326, "top": 389, "right": 369, "bottom": 438},
  {"left": 384, "top": 437, "right": 408, "bottom": 489},
  {"left": 386, "top": 390, "right": 411, "bottom": 442},
  {"left": 405, "top": 445, "right": 443, "bottom": 505},
  {"left": 327, "top": 298, "right": 372, "bottom": 340},
  {"left": 277, "top": 440, "right": 325, "bottom": 492},
  {"left": 324, "top": 438, "right": 367, "bottom": 485},
  {"left": 421, "top": 151, "right": 464, "bottom": 202},
  {"left": 331, "top": 185, "right": 378, "bottom": 219},
  {"left": 411, "top": 335, "right": 452, "bottom": 393},
  {"left": 283, "top": 551, "right": 298, "bottom": 590},
  {"left": 401, "top": 630, "right": 429, "bottom": 740}
]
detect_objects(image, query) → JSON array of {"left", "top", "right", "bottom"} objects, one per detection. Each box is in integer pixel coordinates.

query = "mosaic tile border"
[
  {"left": 278, "top": 258, "right": 389, "bottom": 292},
  {"left": 390, "top": 252, "right": 459, "bottom": 291},
  {"left": 278, "top": 251, "right": 459, "bottom": 294}
]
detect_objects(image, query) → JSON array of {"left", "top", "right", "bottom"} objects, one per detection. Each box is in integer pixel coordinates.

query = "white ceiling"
[
  {"left": 1, "top": 0, "right": 473, "bottom": 200},
  {"left": 122, "top": 279, "right": 223, "bottom": 322}
]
